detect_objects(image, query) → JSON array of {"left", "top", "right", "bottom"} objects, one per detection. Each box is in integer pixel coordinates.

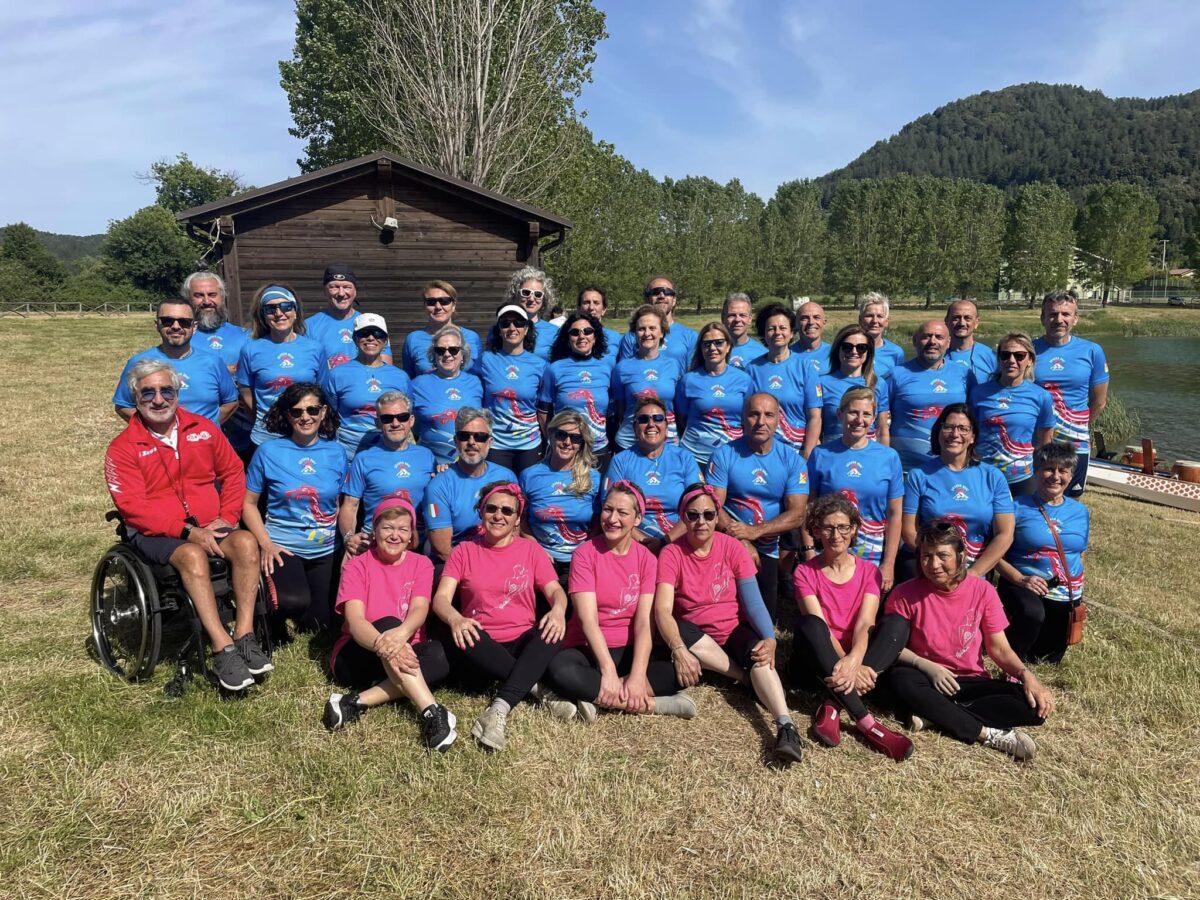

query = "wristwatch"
[{"left": 180, "top": 524, "right": 193, "bottom": 540}]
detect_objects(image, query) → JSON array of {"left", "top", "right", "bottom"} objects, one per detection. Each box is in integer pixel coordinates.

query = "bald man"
[
  {"left": 888, "top": 320, "right": 971, "bottom": 470},
  {"left": 793, "top": 300, "right": 831, "bottom": 378},
  {"left": 945, "top": 298, "right": 998, "bottom": 384}
]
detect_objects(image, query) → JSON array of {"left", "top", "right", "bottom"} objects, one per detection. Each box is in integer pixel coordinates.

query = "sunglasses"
[
  {"left": 484, "top": 503, "right": 518, "bottom": 517},
  {"left": 645, "top": 287, "right": 676, "bottom": 298},
  {"left": 498, "top": 317, "right": 528, "bottom": 329},
  {"left": 378, "top": 412, "right": 413, "bottom": 424},
  {"left": 568, "top": 326, "right": 595, "bottom": 337},
  {"left": 700, "top": 339, "right": 727, "bottom": 350},
  {"left": 999, "top": 350, "right": 1029, "bottom": 361},
  {"left": 424, "top": 296, "right": 453, "bottom": 307},
  {"left": 287, "top": 405, "right": 324, "bottom": 418},
  {"left": 356, "top": 328, "right": 387, "bottom": 341},
  {"left": 157, "top": 316, "right": 194, "bottom": 329},
  {"left": 456, "top": 430, "right": 491, "bottom": 443},
  {"left": 552, "top": 429, "right": 584, "bottom": 446},
  {"left": 263, "top": 301, "right": 297, "bottom": 315},
  {"left": 137, "top": 386, "right": 177, "bottom": 403},
  {"left": 840, "top": 342, "right": 869, "bottom": 355},
  {"left": 684, "top": 509, "right": 718, "bottom": 523},
  {"left": 435, "top": 346, "right": 462, "bottom": 357},
  {"left": 635, "top": 413, "right": 666, "bottom": 425},
  {"left": 519, "top": 288, "right": 545, "bottom": 300}
]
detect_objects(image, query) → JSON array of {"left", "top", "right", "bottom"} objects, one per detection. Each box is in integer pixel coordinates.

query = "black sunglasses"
[
  {"left": 456, "top": 430, "right": 491, "bottom": 443},
  {"left": 484, "top": 502, "right": 517, "bottom": 516},
  {"left": 157, "top": 316, "right": 195, "bottom": 329},
  {"left": 435, "top": 346, "right": 462, "bottom": 357},
  {"left": 137, "top": 386, "right": 177, "bottom": 403},
  {"left": 684, "top": 509, "right": 717, "bottom": 523},
  {"left": 645, "top": 287, "right": 676, "bottom": 298},
  {"left": 840, "top": 342, "right": 869, "bottom": 355},
  {"left": 498, "top": 317, "right": 528, "bottom": 329},
  {"left": 287, "top": 405, "right": 324, "bottom": 418},
  {"left": 424, "top": 296, "right": 453, "bottom": 307},
  {"left": 552, "top": 429, "right": 585, "bottom": 446},
  {"left": 356, "top": 328, "right": 387, "bottom": 341},
  {"left": 568, "top": 326, "right": 595, "bottom": 337},
  {"left": 700, "top": 339, "right": 727, "bottom": 349},
  {"left": 999, "top": 350, "right": 1029, "bottom": 361},
  {"left": 635, "top": 413, "right": 666, "bottom": 424},
  {"left": 378, "top": 412, "right": 412, "bottom": 424},
  {"left": 262, "top": 301, "right": 297, "bottom": 315}
]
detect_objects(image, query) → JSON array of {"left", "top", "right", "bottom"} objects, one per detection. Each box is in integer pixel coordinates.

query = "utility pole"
[{"left": 1161, "top": 239, "right": 1169, "bottom": 301}]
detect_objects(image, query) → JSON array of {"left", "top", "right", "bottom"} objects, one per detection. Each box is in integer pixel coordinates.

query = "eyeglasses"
[
  {"left": 287, "top": 405, "right": 324, "bottom": 418},
  {"left": 635, "top": 413, "right": 666, "bottom": 424},
  {"left": 999, "top": 350, "right": 1029, "bottom": 361},
  {"left": 378, "top": 412, "right": 412, "bottom": 424},
  {"left": 940, "top": 424, "right": 972, "bottom": 434},
  {"left": 424, "top": 296, "right": 453, "bottom": 307},
  {"left": 498, "top": 317, "right": 527, "bottom": 329},
  {"left": 456, "top": 430, "right": 491, "bottom": 443},
  {"left": 435, "top": 346, "right": 462, "bottom": 357},
  {"left": 818, "top": 523, "right": 855, "bottom": 536},
  {"left": 137, "top": 386, "right": 177, "bottom": 403},
  {"left": 356, "top": 328, "right": 387, "bottom": 341},
  {"left": 484, "top": 503, "right": 517, "bottom": 517},
  {"left": 519, "top": 288, "right": 545, "bottom": 300},
  {"left": 645, "top": 287, "right": 676, "bottom": 298},
  {"left": 840, "top": 342, "right": 869, "bottom": 355},
  {"left": 552, "top": 429, "right": 584, "bottom": 446},
  {"left": 157, "top": 316, "right": 195, "bottom": 329},
  {"left": 684, "top": 509, "right": 717, "bottom": 523},
  {"left": 701, "top": 339, "right": 727, "bottom": 350},
  {"left": 263, "top": 301, "right": 296, "bottom": 315},
  {"left": 568, "top": 327, "right": 595, "bottom": 337}
]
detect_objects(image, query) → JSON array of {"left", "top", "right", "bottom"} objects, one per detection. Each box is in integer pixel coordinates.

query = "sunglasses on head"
[
  {"left": 684, "top": 509, "right": 717, "bottom": 523},
  {"left": 999, "top": 350, "right": 1029, "bottom": 361},
  {"left": 484, "top": 502, "right": 517, "bottom": 517},
  {"left": 635, "top": 413, "right": 666, "bottom": 425},
  {"left": 519, "top": 288, "right": 545, "bottom": 300},
  {"left": 435, "top": 346, "right": 462, "bottom": 357},
  {"left": 287, "top": 405, "right": 324, "bottom": 418},
  {"left": 378, "top": 411, "right": 412, "bottom": 424},
  {"left": 263, "top": 301, "right": 297, "bottom": 315},
  {"left": 424, "top": 296, "right": 453, "bottom": 307},
  {"left": 456, "top": 430, "right": 491, "bottom": 443},
  {"left": 840, "top": 342, "right": 869, "bottom": 355},
  {"left": 356, "top": 328, "right": 387, "bottom": 341},
  {"left": 568, "top": 326, "right": 595, "bottom": 337},
  {"left": 137, "top": 386, "right": 177, "bottom": 403},
  {"left": 498, "top": 317, "right": 528, "bottom": 329},
  {"left": 157, "top": 316, "right": 194, "bottom": 329},
  {"left": 552, "top": 429, "right": 584, "bottom": 446},
  {"left": 645, "top": 286, "right": 676, "bottom": 298}
]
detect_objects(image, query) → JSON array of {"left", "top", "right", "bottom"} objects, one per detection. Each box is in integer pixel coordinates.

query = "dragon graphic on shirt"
[
  {"left": 284, "top": 484, "right": 337, "bottom": 542},
  {"left": 492, "top": 388, "right": 538, "bottom": 422},
  {"left": 535, "top": 506, "right": 590, "bottom": 543},
  {"left": 566, "top": 389, "right": 605, "bottom": 429},
  {"left": 497, "top": 564, "right": 530, "bottom": 611},
  {"left": 708, "top": 563, "right": 732, "bottom": 605}
]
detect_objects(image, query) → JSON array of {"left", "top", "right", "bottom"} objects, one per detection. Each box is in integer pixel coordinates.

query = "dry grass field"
[{"left": 1, "top": 314, "right": 1198, "bottom": 898}]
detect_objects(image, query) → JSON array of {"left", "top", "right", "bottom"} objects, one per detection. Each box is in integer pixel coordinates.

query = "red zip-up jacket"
[{"left": 104, "top": 409, "right": 245, "bottom": 538}]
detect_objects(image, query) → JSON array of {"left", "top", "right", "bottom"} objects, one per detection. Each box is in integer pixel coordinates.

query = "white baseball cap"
[
  {"left": 353, "top": 313, "right": 388, "bottom": 334},
  {"left": 496, "top": 304, "right": 530, "bottom": 321}
]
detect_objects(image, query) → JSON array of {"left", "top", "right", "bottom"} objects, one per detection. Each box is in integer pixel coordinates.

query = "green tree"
[
  {"left": 947, "top": 180, "right": 1006, "bottom": 297},
  {"left": 102, "top": 205, "right": 199, "bottom": 295},
  {"left": 1004, "top": 182, "right": 1077, "bottom": 305},
  {"left": 0, "top": 222, "right": 65, "bottom": 285},
  {"left": 139, "top": 153, "right": 248, "bottom": 213},
  {"left": 827, "top": 179, "right": 883, "bottom": 298},
  {"left": 759, "top": 180, "right": 826, "bottom": 298},
  {"left": 1077, "top": 183, "right": 1159, "bottom": 302}
]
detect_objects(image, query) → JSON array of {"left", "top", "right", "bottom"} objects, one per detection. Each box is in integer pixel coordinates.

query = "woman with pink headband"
[
  {"left": 322, "top": 497, "right": 457, "bottom": 752},
  {"left": 431, "top": 481, "right": 568, "bottom": 751},
  {"left": 543, "top": 481, "right": 697, "bottom": 721},
  {"left": 654, "top": 483, "right": 805, "bottom": 765}
]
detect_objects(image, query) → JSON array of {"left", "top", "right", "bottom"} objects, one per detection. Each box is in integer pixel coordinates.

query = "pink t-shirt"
[
  {"left": 657, "top": 531, "right": 756, "bottom": 644},
  {"left": 330, "top": 547, "right": 435, "bottom": 670},
  {"left": 885, "top": 575, "right": 1009, "bottom": 678},
  {"left": 442, "top": 535, "right": 559, "bottom": 642},
  {"left": 792, "top": 555, "right": 883, "bottom": 649},
  {"left": 565, "top": 537, "right": 657, "bottom": 650}
]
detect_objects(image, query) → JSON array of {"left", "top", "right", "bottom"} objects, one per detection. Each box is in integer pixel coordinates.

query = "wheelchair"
[{"left": 90, "top": 511, "right": 274, "bottom": 696}]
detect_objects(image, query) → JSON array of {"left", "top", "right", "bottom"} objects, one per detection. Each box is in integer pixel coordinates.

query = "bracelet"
[
  {"left": 801, "top": 544, "right": 816, "bottom": 552},
  {"left": 669, "top": 644, "right": 686, "bottom": 656}
]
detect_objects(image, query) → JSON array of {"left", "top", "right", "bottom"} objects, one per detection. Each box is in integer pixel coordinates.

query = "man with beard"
[{"left": 185, "top": 271, "right": 252, "bottom": 451}]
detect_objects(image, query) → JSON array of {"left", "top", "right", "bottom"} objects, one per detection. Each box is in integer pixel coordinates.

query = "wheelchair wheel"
[{"left": 90, "top": 545, "right": 163, "bottom": 680}]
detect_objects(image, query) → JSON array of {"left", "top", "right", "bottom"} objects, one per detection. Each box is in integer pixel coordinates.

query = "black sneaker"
[
  {"left": 235, "top": 633, "right": 274, "bottom": 675},
  {"left": 211, "top": 646, "right": 254, "bottom": 691},
  {"left": 772, "top": 722, "right": 805, "bottom": 765},
  {"left": 323, "top": 692, "right": 364, "bottom": 732},
  {"left": 421, "top": 704, "right": 458, "bottom": 752}
]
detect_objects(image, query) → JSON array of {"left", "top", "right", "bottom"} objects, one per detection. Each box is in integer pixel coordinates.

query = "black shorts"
[
  {"left": 127, "top": 527, "right": 236, "bottom": 567},
  {"left": 675, "top": 618, "right": 760, "bottom": 671}
]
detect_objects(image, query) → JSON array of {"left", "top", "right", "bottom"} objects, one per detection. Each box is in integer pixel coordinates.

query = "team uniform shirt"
[
  {"left": 816, "top": 372, "right": 890, "bottom": 443},
  {"left": 306, "top": 311, "right": 393, "bottom": 369},
  {"left": 728, "top": 337, "right": 767, "bottom": 370},
  {"left": 618, "top": 322, "right": 698, "bottom": 371},
  {"left": 1033, "top": 335, "right": 1109, "bottom": 453},
  {"left": 410, "top": 371, "right": 484, "bottom": 464},
  {"left": 401, "top": 327, "right": 483, "bottom": 378},
  {"left": 197, "top": 322, "right": 253, "bottom": 448},
  {"left": 794, "top": 341, "right": 832, "bottom": 379},
  {"left": 442, "top": 535, "right": 558, "bottom": 641},
  {"left": 478, "top": 350, "right": 546, "bottom": 451},
  {"left": 113, "top": 345, "right": 237, "bottom": 426},
  {"left": 657, "top": 531, "right": 757, "bottom": 645},
  {"left": 598, "top": 325, "right": 622, "bottom": 367},
  {"left": 603, "top": 443, "right": 702, "bottom": 542},
  {"left": 520, "top": 462, "right": 601, "bottom": 563},
  {"left": 565, "top": 537, "right": 657, "bottom": 649},
  {"left": 612, "top": 354, "right": 683, "bottom": 449},
  {"left": 424, "top": 460, "right": 518, "bottom": 543},
  {"left": 320, "top": 361, "right": 412, "bottom": 459},
  {"left": 539, "top": 356, "right": 615, "bottom": 452},
  {"left": 245, "top": 436, "right": 346, "bottom": 558},
  {"left": 886, "top": 575, "right": 1008, "bottom": 679},
  {"left": 330, "top": 548, "right": 434, "bottom": 669},
  {"left": 888, "top": 359, "right": 970, "bottom": 469},
  {"left": 793, "top": 556, "right": 883, "bottom": 649},
  {"left": 903, "top": 458, "right": 1014, "bottom": 564},
  {"left": 875, "top": 338, "right": 907, "bottom": 370},
  {"left": 235, "top": 335, "right": 326, "bottom": 446},
  {"left": 343, "top": 441, "right": 437, "bottom": 535},
  {"left": 807, "top": 440, "right": 904, "bottom": 564},
  {"left": 747, "top": 353, "right": 823, "bottom": 449},
  {"left": 948, "top": 343, "right": 998, "bottom": 385},
  {"left": 969, "top": 379, "right": 1056, "bottom": 484},
  {"left": 1005, "top": 494, "right": 1089, "bottom": 604},
  {"left": 707, "top": 437, "right": 809, "bottom": 559},
  {"left": 675, "top": 366, "right": 752, "bottom": 466},
  {"left": 531, "top": 320, "right": 560, "bottom": 361}
]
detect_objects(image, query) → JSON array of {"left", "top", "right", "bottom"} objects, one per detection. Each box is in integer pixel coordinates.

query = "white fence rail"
[{"left": 0, "top": 301, "right": 157, "bottom": 318}]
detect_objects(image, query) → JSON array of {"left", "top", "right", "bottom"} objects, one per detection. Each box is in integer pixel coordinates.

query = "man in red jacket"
[{"left": 105, "top": 358, "right": 271, "bottom": 691}]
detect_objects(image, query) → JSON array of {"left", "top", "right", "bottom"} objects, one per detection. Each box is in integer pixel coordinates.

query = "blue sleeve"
[
  {"left": 876, "top": 380, "right": 890, "bottom": 414},
  {"left": 887, "top": 452, "right": 905, "bottom": 501},
  {"left": 989, "top": 466, "right": 1015, "bottom": 514},
  {"left": 806, "top": 451, "right": 823, "bottom": 495},
  {"left": 736, "top": 577, "right": 775, "bottom": 641},
  {"left": 784, "top": 448, "right": 809, "bottom": 496},
  {"left": 804, "top": 374, "right": 822, "bottom": 411},
  {"left": 902, "top": 468, "right": 922, "bottom": 515},
  {"left": 1090, "top": 342, "right": 1110, "bottom": 386},
  {"left": 235, "top": 344, "right": 251, "bottom": 387},
  {"left": 245, "top": 445, "right": 267, "bottom": 494},
  {"left": 113, "top": 357, "right": 136, "bottom": 407},
  {"left": 707, "top": 444, "right": 730, "bottom": 488},
  {"left": 1036, "top": 387, "right": 1056, "bottom": 430},
  {"left": 537, "top": 365, "right": 554, "bottom": 406},
  {"left": 344, "top": 454, "right": 366, "bottom": 499},
  {"left": 400, "top": 336, "right": 415, "bottom": 378},
  {"left": 425, "top": 477, "right": 452, "bottom": 530},
  {"left": 215, "top": 358, "right": 238, "bottom": 404}
]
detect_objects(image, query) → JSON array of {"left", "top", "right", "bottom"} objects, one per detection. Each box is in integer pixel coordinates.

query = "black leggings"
[
  {"left": 267, "top": 551, "right": 339, "bottom": 632},
  {"left": 756, "top": 554, "right": 779, "bottom": 624},
  {"left": 1009, "top": 476, "right": 1038, "bottom": 497},
  {"left": 457, "top": 626, "right": 563, "bottom": 707},
  {"left": 997, "top": 580, "right": 1072, "bottom": 663},
  {"left": 1067, "top": 451, "right": 1089, "bottom": 498},
  {"left": 547, "top": 644, "right": 679, "bottom": 703},
  {"left": 332, "top": 617, "right": 451, "bottom": 690},
  {"left": 886, "top": 668, "right": 1044, "bottom": 743},
  {"left": 488, "top": 447, "right": 542, "bottom": 476},
  {"left": 792, "top": 613, "right": 909, "bottom": 721}
]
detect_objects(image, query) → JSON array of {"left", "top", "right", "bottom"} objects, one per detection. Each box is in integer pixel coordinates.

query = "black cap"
[{"left": 323, "top": 265, "right": 357, "bottom": 286}]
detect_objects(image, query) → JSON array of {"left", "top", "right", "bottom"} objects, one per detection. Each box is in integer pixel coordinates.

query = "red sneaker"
[
  {"left": 813, "top": 699, "right": 841, "bottom": 747},
  {"left": 860, "top": 720, "right": 915, "bottom": 762}
]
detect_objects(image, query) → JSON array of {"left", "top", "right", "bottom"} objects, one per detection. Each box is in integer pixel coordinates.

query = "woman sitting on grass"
[
  {"left": 653, "top": 484, "right": 804, "bottom": 766},
  {"left": 431, "top": 482, "right": 567, "bottom": 752},
  {"left": 885, "top": 520, "right": 1056, "bottom": 762},
  {"left": 791, "top": 494, "right": 913, "bottom": 761},
  {"left": 545, "top": 481, "right": 697, "bottom": 721},
  {"left": 322, "top": 498, "right": 457, "bottom": 752}
]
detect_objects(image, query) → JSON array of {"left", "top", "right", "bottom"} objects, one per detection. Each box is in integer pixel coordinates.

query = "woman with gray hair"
[
  {"left": 507, "top": 265, "right": 560, "bottom": 360},
  {"left": 411, "top": 324, "right": 484, "bottom": 466}
]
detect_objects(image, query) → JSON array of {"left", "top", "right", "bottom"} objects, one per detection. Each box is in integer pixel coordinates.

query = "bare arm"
[
  {"left": 901, "top": 511, "right": 918, "bottom": 551},
  {"left": 337, "top": 495, "right": 368, "bottom": 555},
  {"left": 1088, "top": 382, "right": 1109, "bottom": 423},
  {"left": 880, "top": 496, "right": 903, "bottom": 593},
  {"left": 802, "top": 409, "right": 821, "bottom": 459},
  {"left": 968, "top": 512, "right": 1015, "bottom": 577},
  {"left": 115, "top": 406, "right": 135, "bottom": 422},
  {"left": 218, "top": 400, "right": 239, "bottom": 425},
  {"left": 984, "top": 630, "right": 1055, "bottom": 717},
  {"left": 429, "top": 527, "right": 453, "bottom": 564},
  {"left": 876, "top": 411, "right": 891, "bottom": 446}
]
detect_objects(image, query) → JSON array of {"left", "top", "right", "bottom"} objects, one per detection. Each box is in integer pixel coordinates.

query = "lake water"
[{"left": 1099, "top": 336, "right": 1200, "bottom": 462}]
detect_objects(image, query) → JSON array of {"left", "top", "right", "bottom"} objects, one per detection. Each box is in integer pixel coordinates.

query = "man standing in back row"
[
  {"left": 945, "top": 297, "right": 997, "bottom": 384},
  {"left": 186, "top": 271, "right": 252, "bottom": 451},
  {"left": 889, "top": 320, "right": 970, "bottom": 471},
  {"left": 618, "top": 276, "right": 698, "bottom": 369},
  {"left": 794, "top": 299, "right": 830, "bottom": 377}
]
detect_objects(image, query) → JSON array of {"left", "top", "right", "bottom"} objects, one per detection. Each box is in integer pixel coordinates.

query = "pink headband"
[
  {"left": 373, "top": 494, "right": 416, "bottom": 530},
  {"left": 608, "top": 480, "right": 645, "bottom": 517},
  {"left": 478, "top": 482, "right": 524, "bottom": 518},
  {"left": 677, "top": 484, "right": 719, "bottom": 519}
]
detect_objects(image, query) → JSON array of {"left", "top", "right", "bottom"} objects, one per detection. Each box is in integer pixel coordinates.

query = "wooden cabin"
[{"left": 175, "top": 151, "right": 571, "bottom": 336}]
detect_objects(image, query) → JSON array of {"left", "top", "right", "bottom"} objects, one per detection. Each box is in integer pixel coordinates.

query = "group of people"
[{"left": 105, "top": 265, "right": 1103, "bottom": 765}]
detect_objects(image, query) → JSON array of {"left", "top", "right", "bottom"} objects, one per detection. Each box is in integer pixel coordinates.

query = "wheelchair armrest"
[{"left": 106, "top": 510, "right": 130, "bottom": 542}]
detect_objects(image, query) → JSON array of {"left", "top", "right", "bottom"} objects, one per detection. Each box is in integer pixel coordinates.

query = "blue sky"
[{"left": 2, "top": 0, "right": 1197, "bottom": 235}]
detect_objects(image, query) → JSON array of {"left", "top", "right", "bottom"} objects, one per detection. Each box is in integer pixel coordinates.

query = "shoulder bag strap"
[{"left": 1037, "top": 505, "right": 1075, "bottom": 607}]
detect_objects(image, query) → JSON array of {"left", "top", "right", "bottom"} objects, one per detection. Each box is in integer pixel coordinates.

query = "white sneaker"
[
  {"left": 982, "top": 728, "right": 1037, "bottom": 761},
  {"left": 908, "top": 714, "right": 926, "bottom": 733},
  {"left": 576, "top": 700, "right": 599, "bottom": 723},
  {"left": 538, "top": 688, "right": 578, "bottom": 720}
]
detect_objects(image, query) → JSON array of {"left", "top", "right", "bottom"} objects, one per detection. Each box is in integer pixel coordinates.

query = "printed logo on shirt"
[
  {"left": 931, "top": 378, "right": 947, "bottom": 394},
  {"left": 278, "top": 352, "right": 295, "bottom": 368},
  {"left": 709, "top": 563, "right": 732, "bottom": 605},
  {"left": 338, "top": 328, "right": 353, "bottom": 344},
  {"left": 580, "top": 370, "right": 593, "bottom": 383},
  {"left": 798, "top": 470, "right": 808, "bottom": 485},
  {"left": 954, "top": 608, "right": 981, "bottom": 659},
  {"left": 552, "top": 480, "right": 569, "bottom": 495},
  {"left": 711, "top": 384, "right": 726, "bottom": 398},
  {"left": 952, "top": 483, "right": 969, "bottom": 501},
  {"left": 498, "top": 564, "right": 530, "bottom": 610},
  {"left": 446, "top": 387, "right": 462, "bottom": 400},
  {"left": 394, "top": 461, "right": 411, "bottom": 478},
  {"left": 505, "top": 365, "right": 519, "bottom": 380},
  {"left": 138, "top": 448, "right": 158, "bottom": 458},
  {"left": 185, "top": 430, "right": 212, "bottom": 442},
  {"left": 645, "top": 470, "right": 662, "bottom": 486},
  {"left": 997, "top": 395, "right": 1011, "bottom": 409},
  {"left": 177, "top": 372, "right": 191, "bottom": 391},
  {"left": 617, "top": 573, "right": 640, "bottom": 613},
  {"left": 366, "top": 376, "right": 382, "bottom": 394},
  {"left": 814, "top": 383, "right": 824, "bottom": 398},
  {"left": 299, "top": 457, "right": 317, "bottom": 475},
  {"left": 846, "top": 460, "right": 863, "bottom": 478},
  {"left": 645, "top": 368, "right": 659, "bottom": 382},
  {"left": 207, "top": 335, "right": 223, "bottom": 350},
  {"left": 768, "top": 375, "right": 783, "bottom": 390},
  {"left": 1050, "top": 357, "right": 1065, "bottom": 372},
  {"left": 752, "top": 467, "right": 768, "bottom": 486}
]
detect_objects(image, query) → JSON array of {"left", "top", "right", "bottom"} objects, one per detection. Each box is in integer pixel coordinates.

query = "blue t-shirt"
[
  {"left": 876, "top": 338, "right": 907, "bottom": 369},
  {"left": 1005, "top": 494, "right": 1089, "bottom": 604},
  {"left": 747, "top": 353, "right": 822, "bottom": 449},
  {"left": 245, "top": 436, "right": 346, "bottom": 558},
  {"left": 519, "top": 462, "right": 600, "bottom": 562},
  {"left": 342, "top": 441, "right": 437, "bottom": 534},
  {"left": 539, "top": 356, "right": 615, "bottom": 452},
  {"left": 531, "top": 320, "right": 560, "bottom": 361},
  {"left": 675, "top": 366, "right": 752, "bottom": 466},
  {"left": 817, "top": 372, "right": 890, "bottom": 443},
  {"left": 425, "top": 460, "right": 518, "bottom": 542},
  {"left": 794, "top": 341, "right": 832, "bottom": 379},
  {"left": 969, "top": 379, "right": 1056, "bottom": 484},
  {"left": 599, "top": 325, "right": 622, "bottom": 367},
  {"left": 903, "top": 458, "right": 1014, "bottom": 564},
  {"left": 320, "top": 361, "right": 412, "bottom": 460},
  {"left": 807, "top": 440, "right": 904, "bottom": 564},
  {"left": 888, "top": 359, "right": 970, "bottom": 468},
  {"left": 707, "top": 437, "right": 809, "bottom": 558},
  {"left": 479, "top": 351, "right": 546, "bottom": 451},
  {"left": 603, "top": 443, "right": 702, "bottom": 542},
  {"left": 401, "top": 327, "right": 484, "bottom": 378},
  {"left": 305, "top": 311, "right": 358, "bottom": 369},
  {"left": 618, "top": 322, "right": 698, "bottom": 370},
  {"left": 729, "top": 337, "right": 767, "bottom": 370},
  {"left": 1032, "top": 335, "right": 1109, "bottom": 453},
  {"left": 613, "top": 355, "right": 683, "bottom": 449},
  {"left": 410, "top": 371, "right": 484, "bottom": 464},
  {"left": 113, "top": 345, "right": 237, "bottom": 426},
  {"left": 948, "top": 343, "right": 998, "bottom": 385},
  {"left": 196, "top": 322, "right": 249, "bottom": 372},
  {"left": 235, "top": 335, "right": 326, "bottom": 446}
]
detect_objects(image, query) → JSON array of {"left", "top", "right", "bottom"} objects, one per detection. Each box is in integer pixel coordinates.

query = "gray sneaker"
[
  {"left": 576, "top": 700, "right": 599, "bottom": 723},
  {"left": 540, "top": 689, "right": 578, "bottom": 721},
  {"left": 211, "top": 645, "right": 253, "bottom": 691},
  {"left": 908, "top": 714, "right": 926, "bottom": 733},
  {"left": 471, "top": 706, "right": 508, "bottom": 751},
  {"left": 982, "top": 728, "right": 1037, "bottom": 761},
  {"left": 235, "top": 633, "right": 274, "bottom": 675}
]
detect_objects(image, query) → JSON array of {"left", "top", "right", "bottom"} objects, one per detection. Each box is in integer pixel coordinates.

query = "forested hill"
[{"left": 818, "top": 83, "right": 1200, "bottom": 242}]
